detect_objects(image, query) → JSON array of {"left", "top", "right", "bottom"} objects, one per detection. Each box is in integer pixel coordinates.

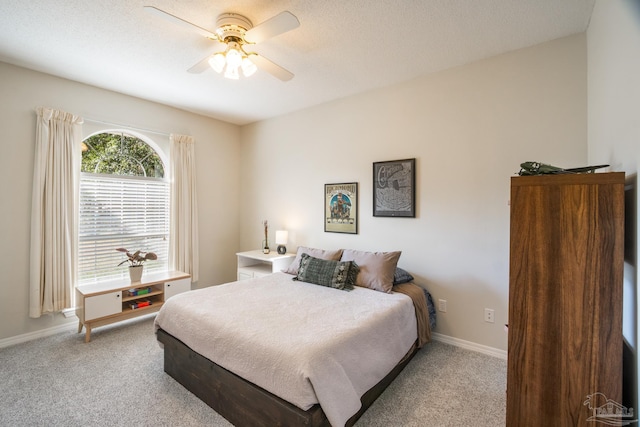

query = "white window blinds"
[{"left": 79, "top": 173, "right": 169, "bottom": 284}]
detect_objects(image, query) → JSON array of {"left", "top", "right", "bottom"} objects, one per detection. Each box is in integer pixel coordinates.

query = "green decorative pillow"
[{"left": 293, "top": 253, "right": 359, "bottom": 291}]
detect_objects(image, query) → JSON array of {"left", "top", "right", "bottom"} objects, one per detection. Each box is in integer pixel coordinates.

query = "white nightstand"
[{"left": 236, "top": 250, "right": 295, "bottom": 280}]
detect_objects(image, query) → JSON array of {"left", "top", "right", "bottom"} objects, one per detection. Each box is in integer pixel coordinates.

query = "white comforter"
[{"left": 154, "top": 272, "right": 417, "bottom": 427}]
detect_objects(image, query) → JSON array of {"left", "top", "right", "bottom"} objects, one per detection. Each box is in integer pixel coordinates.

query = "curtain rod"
[{"left": 83, "top": 117, "right": 170, "bottom": 137}]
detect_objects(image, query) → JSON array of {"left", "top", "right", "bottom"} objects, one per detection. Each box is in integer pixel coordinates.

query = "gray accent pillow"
[
  {"left": 283, "top": 246, "right": 343, "bottom": 275},
  {"left": 393, "top": 267, "right": 414, "bottom": 285},
  {"left": 293, "top": 253, "right": 358, "bottom": 291}
]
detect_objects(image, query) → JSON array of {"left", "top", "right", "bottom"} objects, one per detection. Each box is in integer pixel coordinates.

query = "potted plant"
[{"left": 116, "top": 248, "right": 158, "bottom": 282}]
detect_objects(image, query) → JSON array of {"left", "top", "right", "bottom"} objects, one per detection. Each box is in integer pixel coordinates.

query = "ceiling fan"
[{"left": 145, "top": 6, "right": 300, "bottom": 81}]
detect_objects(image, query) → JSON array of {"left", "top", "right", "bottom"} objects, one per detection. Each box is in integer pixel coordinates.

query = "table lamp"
[{"left": 275, "top": 230, "right": 288, "bottom": 255}]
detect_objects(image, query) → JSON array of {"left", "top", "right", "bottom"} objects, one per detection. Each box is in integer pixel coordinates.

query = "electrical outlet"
[
  {"left": 438, "top": 299, "right": 447, "bottom": 313},
  {"left": 484, "top": 308, "right": 495, "bottom": 323}
]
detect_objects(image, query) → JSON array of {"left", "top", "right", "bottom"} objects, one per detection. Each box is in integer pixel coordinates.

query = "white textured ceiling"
[{"left": 0, "top": 0, "right": 595, "bottom": 125}]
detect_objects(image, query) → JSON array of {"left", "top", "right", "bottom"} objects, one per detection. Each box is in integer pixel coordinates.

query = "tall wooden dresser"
[{"left": 506, "top": 172, "right": 624, "bottom": 425}]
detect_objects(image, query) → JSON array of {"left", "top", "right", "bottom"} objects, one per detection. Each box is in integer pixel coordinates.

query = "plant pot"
[{"left": 129, "top": 265, "right": 143, "bottom": 282}]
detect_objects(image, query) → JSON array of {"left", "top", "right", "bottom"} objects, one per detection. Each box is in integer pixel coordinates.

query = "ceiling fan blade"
[
  {"left": 144, "top": 6, "right": 218, "bottom": 40},
  {"left": 187, "top": 55, "right": 214, "bottom": 74},
  {"left": 249, "top": 54, "right": 294, "bottom": 81},
  {"left": 244, "top": 11, "right": 300, "bottom": 44}
]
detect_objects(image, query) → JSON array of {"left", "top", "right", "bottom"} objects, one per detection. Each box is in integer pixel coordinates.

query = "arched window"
[{"left": 79, "top": 131, "right": 169, "bottom": 283}]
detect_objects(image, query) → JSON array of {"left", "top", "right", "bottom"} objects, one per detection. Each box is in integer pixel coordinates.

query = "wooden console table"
[{"left": 76, "top": 270, "right": 191, "bottom": 342}]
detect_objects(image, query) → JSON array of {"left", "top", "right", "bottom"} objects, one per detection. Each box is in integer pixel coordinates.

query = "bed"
[{"left": 155, "top": 248, "right": 435, "bottom": 427}]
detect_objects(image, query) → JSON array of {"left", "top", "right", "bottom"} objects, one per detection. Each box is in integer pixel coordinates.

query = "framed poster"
[
  {"left": 373, "top": 158, "right": 416, "bottom": 217},
  {"left": 325, "top": 183, "right": 358, "bottom": 234}
]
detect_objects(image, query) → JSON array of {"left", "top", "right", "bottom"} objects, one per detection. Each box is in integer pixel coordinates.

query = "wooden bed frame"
[{"left": 157, "top": 328, "right": 419, "bottom": 427}]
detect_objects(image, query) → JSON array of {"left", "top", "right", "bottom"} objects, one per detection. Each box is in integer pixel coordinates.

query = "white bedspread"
[{"left": 154, "top": 272, "right": 417, "bottom": 427}]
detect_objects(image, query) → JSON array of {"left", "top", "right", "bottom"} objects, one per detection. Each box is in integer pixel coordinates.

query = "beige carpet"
[{"left": 0, "top": 315, "right": 506, "bottom": 426}]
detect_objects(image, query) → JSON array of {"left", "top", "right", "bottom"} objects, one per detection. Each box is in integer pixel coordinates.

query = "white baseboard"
[
  {"left": 0, "top": 322, "right": 77, "bottom": 349},
  {"left": 431, "top": 332, "right": 507, "bottom": 360}
]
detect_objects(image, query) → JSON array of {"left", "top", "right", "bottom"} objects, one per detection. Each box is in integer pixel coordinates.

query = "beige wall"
[
  {"left": 0, "top": 33, "right": 591, "bottom": 352},
  {"left": 240, "top": 34, "right": 588, "bottom": 351},
  {"left": 588, "top": 1, "right": 640, "bottom": 343},
  {"left": 0, "top": 62, "right": 241, "bottom": 341},
  {"left": 587, "top": 0, "right": 640, "bottom": 410}
]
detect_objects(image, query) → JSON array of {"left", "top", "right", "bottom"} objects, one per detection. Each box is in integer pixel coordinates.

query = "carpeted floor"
[{"left": 0, "top": 315, "right": 506, "bottom": 426}]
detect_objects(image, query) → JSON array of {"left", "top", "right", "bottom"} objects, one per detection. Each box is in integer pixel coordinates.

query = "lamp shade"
[
  {"left": 208, "top": 53, "right": 225, "bottom": 73},
  {"left": 275, "top": 230, "right": 288, "bottom": 245}
]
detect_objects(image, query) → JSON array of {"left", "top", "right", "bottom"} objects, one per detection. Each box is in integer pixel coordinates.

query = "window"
[{"left": 79, "top": 131, "right": 169, "bottom": 284}]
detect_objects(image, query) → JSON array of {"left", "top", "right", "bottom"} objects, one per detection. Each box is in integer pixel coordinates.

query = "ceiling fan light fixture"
[
  {"left": 208, "top": 53, "right": 225, "bottom": 73},
  {"left": 225, "top": 46, "right": 243, "bottom": 68},
  {"left": 224, "top": 66, "right": 240, "bottom": 80},
  {"left": 223, "top": 47, "right": 242, "bottom": 79},
  {"left": 208, "top": 43, "right": 258, "bottom": 79},
  {"left": 241, "top": 57, "right": 257, "bottom": 77}
]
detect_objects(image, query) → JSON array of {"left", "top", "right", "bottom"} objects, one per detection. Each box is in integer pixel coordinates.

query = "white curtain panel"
[
  {"left": 29, "top": 107, "right": 82, "bottom": 318},
  {"left": 169, "top": 134, "right": 199, "bottom": 282}
]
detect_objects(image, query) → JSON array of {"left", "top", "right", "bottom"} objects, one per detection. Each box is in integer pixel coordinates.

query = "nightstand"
[{"left": 236, "top": 250, "right": 295, "bottom": 280}]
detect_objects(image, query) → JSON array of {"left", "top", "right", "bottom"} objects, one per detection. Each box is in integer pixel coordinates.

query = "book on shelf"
[{"left": 130, "top": 299, "right": 152, "bottom": 310}]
